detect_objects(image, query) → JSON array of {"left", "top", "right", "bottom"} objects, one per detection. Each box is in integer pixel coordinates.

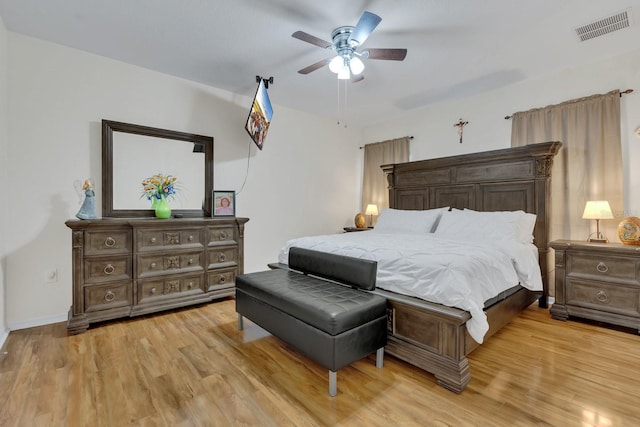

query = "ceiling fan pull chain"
[
  {"left": 336, "top": 78, "right": 341, "bottom": 125},
  {"left": 343, "top": 79, "right": 348, "bottom": 128}
]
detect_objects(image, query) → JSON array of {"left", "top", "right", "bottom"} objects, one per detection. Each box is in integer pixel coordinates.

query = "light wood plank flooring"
[{"left": 1, "top": 299, "right": 639, "bottom": 426}]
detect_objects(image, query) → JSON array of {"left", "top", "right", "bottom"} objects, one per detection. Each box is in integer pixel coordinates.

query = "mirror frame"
[{"left": 102, "top": 120, "right": 214, "bottom": 218}]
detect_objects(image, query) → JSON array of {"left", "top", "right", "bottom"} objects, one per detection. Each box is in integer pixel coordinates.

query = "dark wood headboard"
[{"left": 382, "top": 141, "right": 562, "bottom": 307}]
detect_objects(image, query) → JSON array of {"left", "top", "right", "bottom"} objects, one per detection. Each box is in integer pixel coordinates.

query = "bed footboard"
[{"left": 380, "top": 287, "right": 538, "bottom": 393}]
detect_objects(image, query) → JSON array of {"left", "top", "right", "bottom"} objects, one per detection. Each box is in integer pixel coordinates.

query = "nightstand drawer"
[
  {"left": 567, "top": 279, "right": 640, "bottom": 317},
  {"left": 567, "top": 252, "right": 640, "bottom": 284}
]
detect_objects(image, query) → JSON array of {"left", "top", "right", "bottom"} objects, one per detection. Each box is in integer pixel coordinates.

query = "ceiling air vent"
[{"left": 575, "top": 9, "right": 631, "bottom": 42}]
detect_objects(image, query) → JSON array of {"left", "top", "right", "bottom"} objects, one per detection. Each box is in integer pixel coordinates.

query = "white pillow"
[
  {"left": 373, "top": 207, "right": 446, "bottom": 234},
  {"left": 433, "top": 209, "right": 536, "bottom": 243}
]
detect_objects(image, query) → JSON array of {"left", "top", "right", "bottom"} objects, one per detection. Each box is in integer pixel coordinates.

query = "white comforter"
[{"left": 278, "top": 231, "right": 542, "bottom": 344}]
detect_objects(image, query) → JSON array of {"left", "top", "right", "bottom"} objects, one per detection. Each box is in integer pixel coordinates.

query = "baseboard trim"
[
  {"left": 7, "top": 313, "right": 67, "bottom": 332},
  {"left": 0, "top": 327, "right": 9, "bottom": 350}
]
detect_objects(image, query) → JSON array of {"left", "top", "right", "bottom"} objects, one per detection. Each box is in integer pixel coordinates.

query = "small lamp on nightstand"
[
  {"left": 365, "top": 204, "right": 378, "bottom": 228},
  {"left": 582, "top": 200, "right": 613, "bottom": 243}
]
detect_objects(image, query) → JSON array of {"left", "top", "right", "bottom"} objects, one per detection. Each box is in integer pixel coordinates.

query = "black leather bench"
[{"left": 236, "top": 247, "right": 387, "bottom": 396}]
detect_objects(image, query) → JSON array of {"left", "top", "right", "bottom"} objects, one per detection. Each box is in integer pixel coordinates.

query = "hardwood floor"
[{"left": 1, "top": 299, "right": 639, "bottom": 426}]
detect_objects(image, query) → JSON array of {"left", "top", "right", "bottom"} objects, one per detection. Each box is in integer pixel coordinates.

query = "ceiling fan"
[{"left": 292, "top": 11, "right": 407, "bottom": 82}]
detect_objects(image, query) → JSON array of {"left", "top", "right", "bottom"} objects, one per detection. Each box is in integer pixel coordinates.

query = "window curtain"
[
  {"left": 510, "top": 90, "right": 623, "bottom": 242},
  {"left": 361, "top": 137, "right": 410, "bottom": 212}
]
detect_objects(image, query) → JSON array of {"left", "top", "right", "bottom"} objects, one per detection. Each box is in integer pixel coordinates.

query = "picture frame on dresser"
[{"left": 212, "top": 190, "right": 236, "bottom": 217}]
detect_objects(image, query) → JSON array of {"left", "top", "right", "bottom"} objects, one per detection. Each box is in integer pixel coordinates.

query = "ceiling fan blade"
[
  {"left": 365, "top": 48, "right": 407, "bottom": 61},
  {"left": 292, "top": 31, "right": 332, "bottom": 49},
  {"left": 348, "top": 11, "right": 381, "bottom": 46},
  {"left": 351, "top": 75, "right": 364, "bottom": 83},
  {"left": 297, "top": 58, "right": 332, "bottom": 74}
]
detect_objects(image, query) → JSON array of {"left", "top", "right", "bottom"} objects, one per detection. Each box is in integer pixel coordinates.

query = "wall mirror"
[{"left": 102, "top": 120, "right": 213, "bottom": 218}]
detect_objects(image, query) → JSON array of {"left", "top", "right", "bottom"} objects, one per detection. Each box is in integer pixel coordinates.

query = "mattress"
[{"left": 278, "top": 230, "right": 542, "bottom": 344}]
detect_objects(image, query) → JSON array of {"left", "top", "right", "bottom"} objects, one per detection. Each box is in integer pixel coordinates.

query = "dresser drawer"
[
  {"left": 136, "top": 228, "right": 204, "bottom": 251},
  {"left": 137, "top": 251, "right": 204, "bottom": 278},
  {"left": 85, "top": 229, "right": 131, "bottom": 255},
  {"left": 137, "top": 274, "right": 205, "bottom": 304},
  {"left": 567, "top": 252, "right": 640, "bottom": 284},
  {"left": 207, "top": 246, "right": 238, "bottom": 269},
  {"left": 84, "top": 281, "right": 132, "bottom": 312},
  {"left": 84, "top": 256, "right": 132, "bottom": 284},
  {"left": 208, "top": 267, "right": 237, "bottom": 290},
  {"left": 567, "top": 279, "right": 640, "bottom": 318},
  {"left": 208, "top": 226, "right": 236, "bottom": 245}
]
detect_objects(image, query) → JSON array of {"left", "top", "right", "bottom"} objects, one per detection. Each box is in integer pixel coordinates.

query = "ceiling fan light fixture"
[
  {"left": 349, "top": 56, "right": 364, "bottom": 75},
  {"left": 292, "top": 11, "right": 407, "bottom": 79},
  {"left": 329, "top": 55, "right": 344, "bottom": 73}
]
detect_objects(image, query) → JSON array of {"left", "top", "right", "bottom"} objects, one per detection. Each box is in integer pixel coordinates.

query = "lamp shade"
[
  {"left": 582, "top": 201, "right": 614, "bottom": 219},
  {"left": 329, "top": 55, "right": 344, "bottom": 73},
  {"left": 365, "top": 204, "right": 379, "bottom": 216},
  {"left": 349, "top": 56, "right": 365, "bottom": 75},
  {"left": 337, "top": 65, "right": 350, "bottom": 80}
]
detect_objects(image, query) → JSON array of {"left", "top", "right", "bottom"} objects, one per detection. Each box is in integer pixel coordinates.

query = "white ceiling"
[{"left": 1, "top": 0, "right": 639, "bottom": 126}]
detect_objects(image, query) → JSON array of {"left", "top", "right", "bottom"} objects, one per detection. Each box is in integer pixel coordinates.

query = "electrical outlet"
[{"left": 44, "top": 269, "right": 58, "bottom": 283}]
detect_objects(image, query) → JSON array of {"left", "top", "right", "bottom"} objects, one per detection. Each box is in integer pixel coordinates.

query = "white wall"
[
  {"left": 5, "top": 33, "right": 361, "bottom": 329},
  {"left": 363, "top": 48, "right": 640, "bottom": 241},
  {"left": 0, "top": 15, "right": 9, "bottom": 345}
]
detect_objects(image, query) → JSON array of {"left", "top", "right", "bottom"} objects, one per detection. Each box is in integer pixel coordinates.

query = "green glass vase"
[{"left": 154, "top": 195, "right": 171, "bottom": 219}]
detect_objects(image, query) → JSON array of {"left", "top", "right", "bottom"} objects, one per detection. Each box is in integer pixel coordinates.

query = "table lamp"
[
  {"left": 582, "top": 200, "right": 613, "bottom": 243},
  {"left": 365, "top": 204, "right": 378, "bottom": 228}
]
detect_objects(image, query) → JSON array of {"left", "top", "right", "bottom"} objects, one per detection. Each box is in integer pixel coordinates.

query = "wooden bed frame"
[{"left": 375, "top": 141, "right": 562, "bottom": 393}]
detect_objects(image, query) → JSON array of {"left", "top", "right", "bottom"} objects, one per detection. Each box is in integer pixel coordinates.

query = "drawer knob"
[
  {"left": 188, "top": 258, "right": 194, "bottom": 265},
  {"left": 218, "top": 253, "right": 226, "bottom": 262},
  {"left": 596, "top": 290, "right": 609, "bottom": 303},
  {"left": 151, "top": 287, "right": 157, "bottom": 294},
  {"left": 219, "top": 275, "right": 226, "bottom": 283},
  {"left": 150, "top": 262, "right": 157, "bottom": 269},
  {"left": 596, "top": 262, "right": 609, "bottom": 273},
  {"left": 187, "top": 282, "right": 194, "bottom": 289},
  {"left": 150, "top": 237, "right": 157, "bottom": 243},
  {"left": 104, "top": 237, "right": 116, "bottom": 247},
  {"left": 218, "top": 231, "right": 227, "bottom": 240},
  {"left": 104, "top": 291, "right": 116, "bottom": 302},
  {"left": 104, "top": 264, "right": 115, "bottom": 275},
  {"left": 188, "top": 235, "right": 194, "bottom": 241}
]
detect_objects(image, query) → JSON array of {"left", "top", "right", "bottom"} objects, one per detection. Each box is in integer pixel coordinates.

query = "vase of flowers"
[{"left": 141, "top": 173, "right": 177, "bottom": 219}]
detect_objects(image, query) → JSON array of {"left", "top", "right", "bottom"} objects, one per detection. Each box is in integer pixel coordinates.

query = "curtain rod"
[
  {"left": 504, "top": 88, "right": 634, "bottom": 120},
  {"left": 359, "top": 136, "right": 413, "bottom": 149}
]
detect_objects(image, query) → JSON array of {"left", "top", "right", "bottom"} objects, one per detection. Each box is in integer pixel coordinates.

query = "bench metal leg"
[
  {"left": 376, "top": 347, "right": 384, "bottom": 368},
  {"left": 329, "top": 370, "right": 337, "bottom": 397},
  {"left": 238, "top": 314, "right": 244, "bottom": 331}
]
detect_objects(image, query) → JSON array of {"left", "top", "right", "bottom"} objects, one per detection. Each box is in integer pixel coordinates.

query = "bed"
[{"left": 279, "top": 141, "right": 561, "bottom": 393}]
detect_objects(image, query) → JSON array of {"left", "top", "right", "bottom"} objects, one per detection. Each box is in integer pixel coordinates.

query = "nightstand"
[
  {"left": 550, "top": 240, "right": 640, "bottom": 333},
  {"left": 343, "top": 227, "right": 372, "bottom": 232}
]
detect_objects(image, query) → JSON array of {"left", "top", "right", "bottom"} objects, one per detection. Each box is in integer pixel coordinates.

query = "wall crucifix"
[{"left": 453, "top": 118, "right": 469, "bottom": 144}]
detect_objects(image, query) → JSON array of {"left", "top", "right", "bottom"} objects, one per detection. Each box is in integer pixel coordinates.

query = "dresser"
[
  {"left": 65, "top": 217, "right": 249, "bottom": 334},
  {"left": 550, "top": 240, "right": 640, "bottom": 333}
]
